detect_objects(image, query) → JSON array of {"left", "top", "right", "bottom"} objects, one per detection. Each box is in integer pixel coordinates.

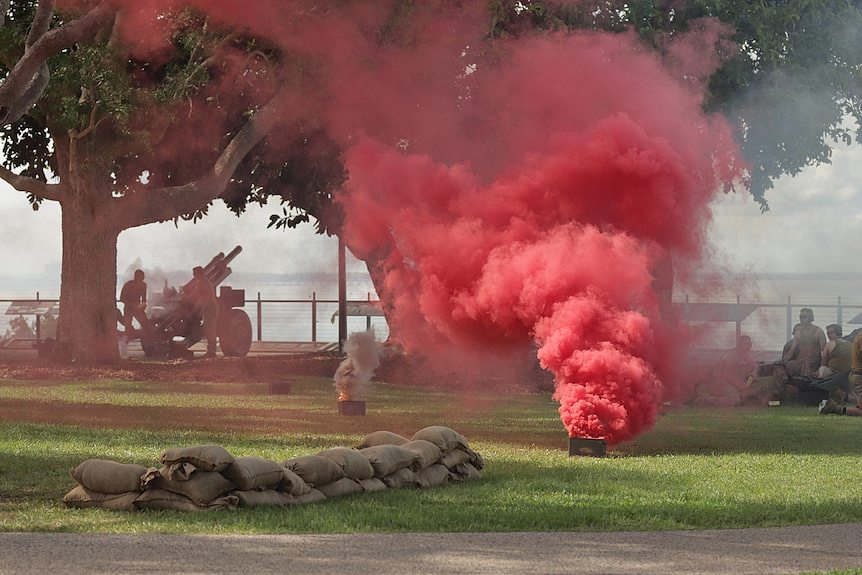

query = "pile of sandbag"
[{"left": 63, "top": 426, "right": 484, "bottom": 512}]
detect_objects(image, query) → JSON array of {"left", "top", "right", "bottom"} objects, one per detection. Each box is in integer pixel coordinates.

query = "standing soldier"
[
  {"left": 119, "top": 269, "right": 149, "bottom": 340},
  {"left": 186, "top": 265, "right": 218, "bottom": 358}
]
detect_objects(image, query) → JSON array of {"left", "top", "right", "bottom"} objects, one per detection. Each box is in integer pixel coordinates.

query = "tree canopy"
[{"left": 486, "top": 0, "right": 862, "bottom": 209}]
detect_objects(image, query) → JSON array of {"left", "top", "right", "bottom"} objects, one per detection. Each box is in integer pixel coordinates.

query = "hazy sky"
[{"left": 0, "top": 136, "right": 859, "bottom": 296}]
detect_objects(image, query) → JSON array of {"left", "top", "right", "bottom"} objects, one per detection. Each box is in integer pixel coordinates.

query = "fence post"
[
  {"left": 256, "top": 292, "right": 262, "bottom": 341},
  {"left": 366, "top": 292, "right": 372, "bottom": 331},
  {"left": 735, "top": 294, "right": 741, "bottom": 340},
  {"left": 786, "top": 295, "right": 793, "bottom": 341},
  {"left": 311, "top": 292, "right": 317, "bottom": 343},
  {"left": 837, "top": 296, "right": 843, "bottom": 327},
  {"left": 35, "top": 290, "right": 41, "bottom": 343}
]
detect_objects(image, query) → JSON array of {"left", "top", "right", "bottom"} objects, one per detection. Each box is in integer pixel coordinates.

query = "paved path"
[{"left": 2, "top": 524, "right": 861, "bottom": 574}]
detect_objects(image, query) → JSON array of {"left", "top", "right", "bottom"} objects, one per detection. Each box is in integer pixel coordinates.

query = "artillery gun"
[{"left": 141, "top": 246, "right": 252, "bottom": 358}]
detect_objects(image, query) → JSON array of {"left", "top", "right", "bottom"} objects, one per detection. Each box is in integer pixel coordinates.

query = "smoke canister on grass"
[
  {"left": 338, "top": 400, "right": 366, "bottom": 416},
  {"left": 568, "top": 437, "right": 607, "bottom": 457}
]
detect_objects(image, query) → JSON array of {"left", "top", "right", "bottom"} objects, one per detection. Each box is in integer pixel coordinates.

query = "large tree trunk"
[{"left": 54, "top": 197, "right": 120, "bottom": 364}]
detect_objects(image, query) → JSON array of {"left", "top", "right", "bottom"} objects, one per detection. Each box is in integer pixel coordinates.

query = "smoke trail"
[
  {"left": 54, "top": 2, "right": 743, "bottom": 444},
  {"left": 335, "top": 33, "right": 742, "bottom": 445},
  {"left": 333, "top": 329, "right": 383, "bottom": 402}
]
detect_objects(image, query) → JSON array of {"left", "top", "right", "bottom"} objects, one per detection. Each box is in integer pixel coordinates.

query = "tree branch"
[
  {"left": 27, "top": 0, "right": 56, "bottom": 48},
  {"left": 0, "top": 0, "right": 10, "bottom": 27},
  {"left": 0, "top": 1, "right": 116, "bottom": 125},
  {"left": 120, "top": 98, "right": 282, "bottom": 229},
  {"left": 0, "top": 164, "right": 64, "bottom": 202}
]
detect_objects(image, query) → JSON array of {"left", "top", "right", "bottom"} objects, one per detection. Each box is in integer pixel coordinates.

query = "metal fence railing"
[{"left": 2, "top": 293, "right": 860, "bottom": 353}]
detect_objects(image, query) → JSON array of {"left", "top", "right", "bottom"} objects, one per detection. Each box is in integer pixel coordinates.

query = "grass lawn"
[{"left": 1, "top": 372, "right": 861, "bottom": 534}]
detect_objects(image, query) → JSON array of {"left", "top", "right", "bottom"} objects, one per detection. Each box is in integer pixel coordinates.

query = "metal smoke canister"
[
  {"left": 338, "top": 400, "right": 366, "bottom": 416},
  {"left": 568, "top": 437, "right": 607, "bottom": 457}
]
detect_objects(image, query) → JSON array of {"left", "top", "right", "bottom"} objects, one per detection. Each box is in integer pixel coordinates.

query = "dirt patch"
[{"left": 0, "top": 354, "right": 342, "bottom": 384}]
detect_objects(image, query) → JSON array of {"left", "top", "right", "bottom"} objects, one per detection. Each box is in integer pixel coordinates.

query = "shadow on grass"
[{"left": 613, "top": 406, "right": 861, "bottom": 457}]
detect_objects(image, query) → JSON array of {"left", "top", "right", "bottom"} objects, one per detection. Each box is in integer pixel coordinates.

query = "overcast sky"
[{"left": 0, "top": 136, "right": 860, "bottom": 296}]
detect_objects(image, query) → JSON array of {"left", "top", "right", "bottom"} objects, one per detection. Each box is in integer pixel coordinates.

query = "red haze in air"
[
  {"left": 59, "top": 1, "right": 742, "bottom": 445},
  {"left": 337, "top": 32, "right": 742, "bottom": 445}
]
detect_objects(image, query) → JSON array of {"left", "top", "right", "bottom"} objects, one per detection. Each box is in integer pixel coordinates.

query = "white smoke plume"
[{"left": 333, "top": 329, "right": 383, "bottom": 402}]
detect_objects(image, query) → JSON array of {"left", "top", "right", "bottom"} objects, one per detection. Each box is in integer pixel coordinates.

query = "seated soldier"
[
  {"left": 772, "top": 308, "right": 827, "bottom": 400},
  {"left": 818, "top": 323, "right": 851, "bottom": 378},
  {"left": 819, "top": 328, "right": 862, "bottom": 417},
  {"left": 695, "top": 335, "right": 759, "bottom": 407}
]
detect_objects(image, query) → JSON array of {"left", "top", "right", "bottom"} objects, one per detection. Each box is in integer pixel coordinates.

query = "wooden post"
[
  {"left": 786, "top": 295, "right": 793, "bottom": 341},
  {"left": 311, "top": 292, "right": 317, "bottom": 343},
  {"left": 35, "top": 291, "right": 41, "bottom": 343},
  {"left": 338, "top": 237, "right": 347, "bottom": 353},
  {"left": 256, "top": 291, "right": 262, "bottom": 341}
]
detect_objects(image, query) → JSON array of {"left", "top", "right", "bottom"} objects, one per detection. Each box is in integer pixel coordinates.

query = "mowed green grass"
[{"left": 1, "top": 374, "right": 861, "bottom": 534}]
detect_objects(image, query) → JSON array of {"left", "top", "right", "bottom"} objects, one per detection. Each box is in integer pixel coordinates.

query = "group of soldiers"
[
  {"left": 697, "top": 308, "right": 862, "bottom": 417},
  {"left": 119, "top": 266, "right": 219, "bottom": 358}
]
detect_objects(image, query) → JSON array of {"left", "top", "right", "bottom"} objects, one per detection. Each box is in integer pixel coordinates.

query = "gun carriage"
[{"left": 139, "top": 245, "right": 252, "bottom": 358}]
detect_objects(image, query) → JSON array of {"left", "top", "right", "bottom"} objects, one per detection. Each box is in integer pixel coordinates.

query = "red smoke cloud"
[
  {"left": 56, "top": 2, "right": 742, "bottom": 445},
  {"left": 336, "top": 32, "right": 742, "bottom": 445}
]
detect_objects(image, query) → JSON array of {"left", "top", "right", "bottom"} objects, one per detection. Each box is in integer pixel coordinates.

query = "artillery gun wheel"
[{"left": 218, "top": 308, "right": 252, "bottom": 357}]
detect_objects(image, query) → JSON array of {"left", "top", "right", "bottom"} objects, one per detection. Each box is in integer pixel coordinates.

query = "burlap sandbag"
[
  {"left": 62, "top": 485, "right": 139, "bottom": 511},
  {"left": 354, "top": 430, "right": 410, "bottom": 449},
  {"left": 282, "top": 455, "right": 344, "bottom": 487},
  {"left": 317, "top": 447, "right": 375, "bottom": 480},
  {"left": 381, "top": 467, "right": 419, "bottom": 489},
  {"left": 438, "top": 448, "right": 471, "bottom": 469},
  {"left": 290, "top": 488, "right": 327, "bottom": 506},
  {"left": 438, "top": 447, "right": 485, "bottom": 470},
  {"left": 449, "top": 462, "right": 482, "bottom": 483},
  {"left": 411, "top": 426, "right": 469, "bottom": 453},
  {"left": 359, "top": 445, "right": 417, "bottom": 478},
  {"left": 467, "top": 449, "right": 485, "bottom": 471},
  {"left": 417, "top": 464, "right": 450, "bottom": 489},
  {"left": 134, "top": 488, "right": 238, "bottom": 511},
  {"left": 150, "top": 467, "right": 235, "bottom": 505},
  {"left": 316, "top": 477, "right": 363, "bottom": 498},
  {"left": 232, "top": 489, "right": 294, "bottom": 508},
  {"left": 358, "top": 478, "right": 388, "bottom": 493},
  {"left": 160, "top": 462, "right": 198, "bottom": 481},
  {"left": 70, "top": 459, "right": 150, "bottom": 494},
  {"left": 281, "top": 468, "right": 312, "bottom": 496},
  {"left": 401, "top": 440, "right": 442, "bottom": 470},
  {"left": 160, "top": 445, "right": 234, "bottom": 473},
  {"left": 222, "top": 457, "right": 285, "bottom": 491}
]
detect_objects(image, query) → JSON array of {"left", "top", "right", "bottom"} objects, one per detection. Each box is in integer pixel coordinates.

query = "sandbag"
[
  {"left": 149, "top": 467, "right": 235, "bottom": 505},
  {"left": 358, "top": 478, "right": 388, "bottom": 493},
  {"left": 417, "top": 464, "right": 450, "bottom": 489},
  {"left": 134, "top": 488, "right": 238, "bottom": 512},
  {"left": 411, "top": 426, "right": 469, "bottom": 453},
  {"left": 438, "top": 448, "right": 471, "bottom": 469},
  {"left": 317, "top": 447, "right": 375, "bottom": 480},
  {"left": 70, "top": 459, "right": 150, "bottom": 494},
  {"left": 232, "top": 489, "right": 294, "bottom": 508},
  {"left": 281, "top": 468, "right": 312, "bottom": 496},
  {"left": 401, "top": 440, "right": 442, "bottom": 470},
  {"left": 282, "top": 455, "right": 345, "bottom": 487},
  {"left": 381, "top": 467, "right": 419, "bottom": 489},
  {"left": 467, "top": 449, "right": 485, "bottom": 471},
  {"left": 160, "top": 445, "right": 234, "bottom": 473},
  {"left": 354, "top": 430, "right": 410, "bottom": 449},
  {"left": 449, "top": 462, "right": 482, "bottom": 483},
  {"left": 316, "top": 477, "right": 363, "bottom": 498},
  {"left": 290, "top": 488, "right": 327, "bottom": 506},
  {"left": 62, "top": 485, "right": 139, "bottom": 511},
  {"left": 222, "top": 457, "right": 285, "bottom": 491},
  {"left": 359, "top": 445, "right": 418, "bottom": 478},
  {"left": 160, "top": 462, "right": 197, "bottom": 481}
]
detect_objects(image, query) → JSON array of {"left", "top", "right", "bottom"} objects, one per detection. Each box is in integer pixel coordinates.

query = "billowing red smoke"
[
  {"left": 60, "top": 1, "right": 743, "bottom": 445},
  {"left": 336, "top": 33, "right": 742, "bottom": 446}
]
